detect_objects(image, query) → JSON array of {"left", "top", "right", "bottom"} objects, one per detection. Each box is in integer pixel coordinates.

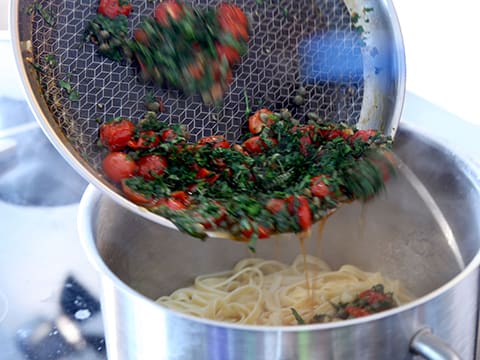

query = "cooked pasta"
[{"left": 156, "top": 255, "right": 412, "bottom": 325}]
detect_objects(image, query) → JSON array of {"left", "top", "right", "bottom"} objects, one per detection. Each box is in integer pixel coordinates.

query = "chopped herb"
[
  {"left": 59, "top": 77, "right": 80, "bottom": 102},
  {"left": 351, "top": 12, "right": 360, "bottom": 24},
  {"left": 291, "top": 308, "right": 305, "bottom": 324},
  {"left": 27, "top": 1, "right": 56, "bottom": 27},
  {"left": 44, "top": 54, "right": 57, "bottom": 68},
  {"left": 58, "top": 79, "right": 72, "bottom": 93},
  {"left": 244, "top": 91, "right": 252, "bottom": 118},
  {"left": 68, "top": 91, "right": 80, "bottom": 101},
  {"left": 99, "top": 108, "right": 395, "bottom": 246}
]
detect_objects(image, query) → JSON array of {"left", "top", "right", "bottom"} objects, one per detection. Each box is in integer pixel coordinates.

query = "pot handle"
[{"left": 410, "top": 328, "right": 461, "bottom": 360}]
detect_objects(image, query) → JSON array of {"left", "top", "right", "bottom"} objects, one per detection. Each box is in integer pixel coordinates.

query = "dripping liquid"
[{"left": 298, "top": 231, "right": 314, "bottom": 305}]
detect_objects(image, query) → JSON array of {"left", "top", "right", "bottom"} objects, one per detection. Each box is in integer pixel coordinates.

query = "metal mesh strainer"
[{"left": 10, "top": 0, "right": 405, "bottom": 229}]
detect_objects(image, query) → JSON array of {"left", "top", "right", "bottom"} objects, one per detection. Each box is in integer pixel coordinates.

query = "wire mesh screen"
[{"left": 29, "top": 0, "right": 364, "bottom": 170}]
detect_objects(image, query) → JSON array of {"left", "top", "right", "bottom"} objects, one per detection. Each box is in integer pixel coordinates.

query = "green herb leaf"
[{"left": 291, "top": 308, "right": 305, "bottom": 324}]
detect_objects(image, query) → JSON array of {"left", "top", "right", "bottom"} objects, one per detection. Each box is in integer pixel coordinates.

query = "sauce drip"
[
  {"left": 298, "top": 231, "right": 315, "bottom": 306},
  {"left": 358, "top": 202, "right": 367, "bottom": 243}
]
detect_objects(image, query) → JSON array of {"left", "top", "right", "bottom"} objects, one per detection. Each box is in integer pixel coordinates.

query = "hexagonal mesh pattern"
[{"left": 30, "top": 0, "right": 364, "bottom": 170}]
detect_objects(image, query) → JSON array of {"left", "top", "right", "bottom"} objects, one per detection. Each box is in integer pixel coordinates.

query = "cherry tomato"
[
  {"left": 187, "top": 61, "right": 205, "bottom": 80},
  {"left": 102, "top": 152, "right": 136, "bottom": 183},
  {"left": 196, "top": 167, "right": 212, "bottom": 179},
  {"left": 98, "top": 0, "right": 132, "bottom": 19},
  {"left": 265, "top": 198, "right": 286, "bottom": 214},
  {"left": 154, "top": 0, "right": 184, "bottom": 26},
  {"left": 299, "top": 135, "right": 312, "bottom": 156},
  {"left": 217, "top": 3, "right": 249, "bottom": 41},
  {"left": 206, "top": 173, "right": 221, "bottom": 184},
  {"left": 121, "top": 179, "right": 154, "bottom": 206},
  {"left": 197, "top": 135, "right": 230, "bottom": 149},
  {"left": 157, "top": 198, "right": 187, "bottom": 211},
  {"left": 345, "top": 306, "right": 371, "bottom": 318},
  {"left": 248, "top": 109, "right": 274, "bottom": 134},
  {"left": 171, "top": 190, "right": 191, "bottom": 206},
  {"left": 216, "top": 43, "right": 241, "bottom": 64},
  {"left": 240, "top": 227, "right": 254, "bottom": 239},
  {"left": 127, "top": 130, "right": 160, "bottom": 149},
  {"left": 212, "top": 157, "right": 227, "bottom": 170},
  {"left": 100, "top": 119, "right": 135, "bottom": 151},
  {"left": 358, "top": 290, "right": 388, "bottom": 304},
  {"left": 311, "top": 175, "right": 332, "bottom": 198},
  {"left": 161, "top": 128, "right": 178, "bottom": 142},
  {"left": 211, "top": 60, "right": 233, "bottom": 84},
  {"left": 137, "top": 154, "right": 167, "bottom": 180},
  {"left": 242, "top": 136, "right": 264, "bottom": 154},
  {"left": 257, "top": 225, "right": 271, "bottom": 239},
  {"left": 350, "top": 129, "right": 377, "bottom": 143},
  {"left": 232, "top": 144, "right": 248, "bottom": 155},
  {"left": 287, "top": 196, "right": 312, "bottom": 231},
  {"left": 318, "top": 128, "right": 352, "bottom": 141},
  {"left": 133, "top": 29, "right": 149, "bottom": 46}
]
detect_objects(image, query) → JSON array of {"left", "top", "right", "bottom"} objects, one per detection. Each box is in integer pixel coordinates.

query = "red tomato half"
[
  {"left": 350, "top": 129, "right": 377, "bottom": 143},
  {"left": 121, "top": 180, "right": 154, "bottom": 206},
  {"left": 216, "top": 43, "right": 241, "bottom": 65},
  {"left": 102, "top": 152, "right": 136, "bottom": 183},
  {"left": 127, "top": 130, "right": 160, "bottom": 149},
  {"left": 100, "top": 119, "right": 135, "bottom": 151},
  {"left": 257, "top": 225, "right": 271, "bottom": 239},
  {"left": 287, "top": 196, "right": 312, "bottom": 231},
  {"left": 217, "top": 3, "right": 249, "bottom": 41},
  {"left": 358, "top": 289, "right": 388, "bottom": 304},
  {"left": 98, "top": 0, "right": 132, "bottom": 19},
  {"left": 265, "top": 198, "right": 286, "bottom": 214},
  {"left": 248, "top": 109, "right": 274, "bottom": 134},
  {"left": 154, "top": 0, "right": 184, "bottom": 26},
  {"left": 137, "top": 155, "right": 167, "bottom": 180},
  {"left": 345, "top": 306, "right": 371, "bottom": 318},
  {"left": 311, "top": 175, "right": 331, "bottom": 198},
  {"left": 169, "top": 190, "right": 191, "bottom": 208}
]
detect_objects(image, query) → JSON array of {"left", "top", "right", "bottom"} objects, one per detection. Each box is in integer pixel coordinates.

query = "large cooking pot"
[{"left": 78, "top": 122, "right": 480, "bottom": 360}]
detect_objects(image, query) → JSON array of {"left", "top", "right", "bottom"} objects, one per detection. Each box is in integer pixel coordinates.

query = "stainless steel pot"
[{"left": 78, "top": 122, "right": 480, "bottom": 360}]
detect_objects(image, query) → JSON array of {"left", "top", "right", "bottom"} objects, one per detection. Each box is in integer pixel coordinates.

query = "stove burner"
[
  {"left": 15, "top": 276, "right": 105, "bottom": 360},
  {"left": 0, "top": 99, "right": 87, "bottom": 206}
]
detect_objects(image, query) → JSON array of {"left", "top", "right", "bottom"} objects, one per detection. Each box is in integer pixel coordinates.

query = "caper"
[
  {"left": 280, "top": 109, "right": 291, "bottom": 120},
  {"left": 260, "top": 112, "right": 270, "bottom": 122},
  {"left": 307, "top": 112, "right": 320, "bottom": 122},
  {"left": 293, "top": 94, "right": 305, "bottom": 106},
  {"left": 297, "top": 86, "right": 307, "bottom": 97},
  {"left": 123, "top": 46, "right": 133, "bottom": 59},
  {"left": 98, "top": 43, "right": 110, "bottom": 53},
  {"left": 110, "top": 38, "right": 122, "bottom": 47},
  {"left": 99, "top": 30, "right": 110, "bottom": 40},
  {"left": 146, "top": 101, "right": 160, "bottom": 112},
  {"left": 91, "top": 22, "right": 100, "bottom": 32}
]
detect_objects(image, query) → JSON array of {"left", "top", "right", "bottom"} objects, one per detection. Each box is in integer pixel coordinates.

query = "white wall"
[{"left": 393, "top": 1, "right": 480, "bottom": 125}]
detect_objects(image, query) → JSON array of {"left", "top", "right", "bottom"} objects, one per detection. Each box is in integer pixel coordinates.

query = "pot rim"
[{"left": 78, "top": 121, "right": 480, "bottom": 332}]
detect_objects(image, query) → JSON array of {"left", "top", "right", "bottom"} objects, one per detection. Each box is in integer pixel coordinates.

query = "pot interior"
[{"left": 89, "top": 125, "right": 480, "bottom": 302}]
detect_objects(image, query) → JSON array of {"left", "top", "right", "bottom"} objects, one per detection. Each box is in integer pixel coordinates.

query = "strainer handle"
[{"left": 410, "top": 328, "right": 461, "bottom": 360}]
